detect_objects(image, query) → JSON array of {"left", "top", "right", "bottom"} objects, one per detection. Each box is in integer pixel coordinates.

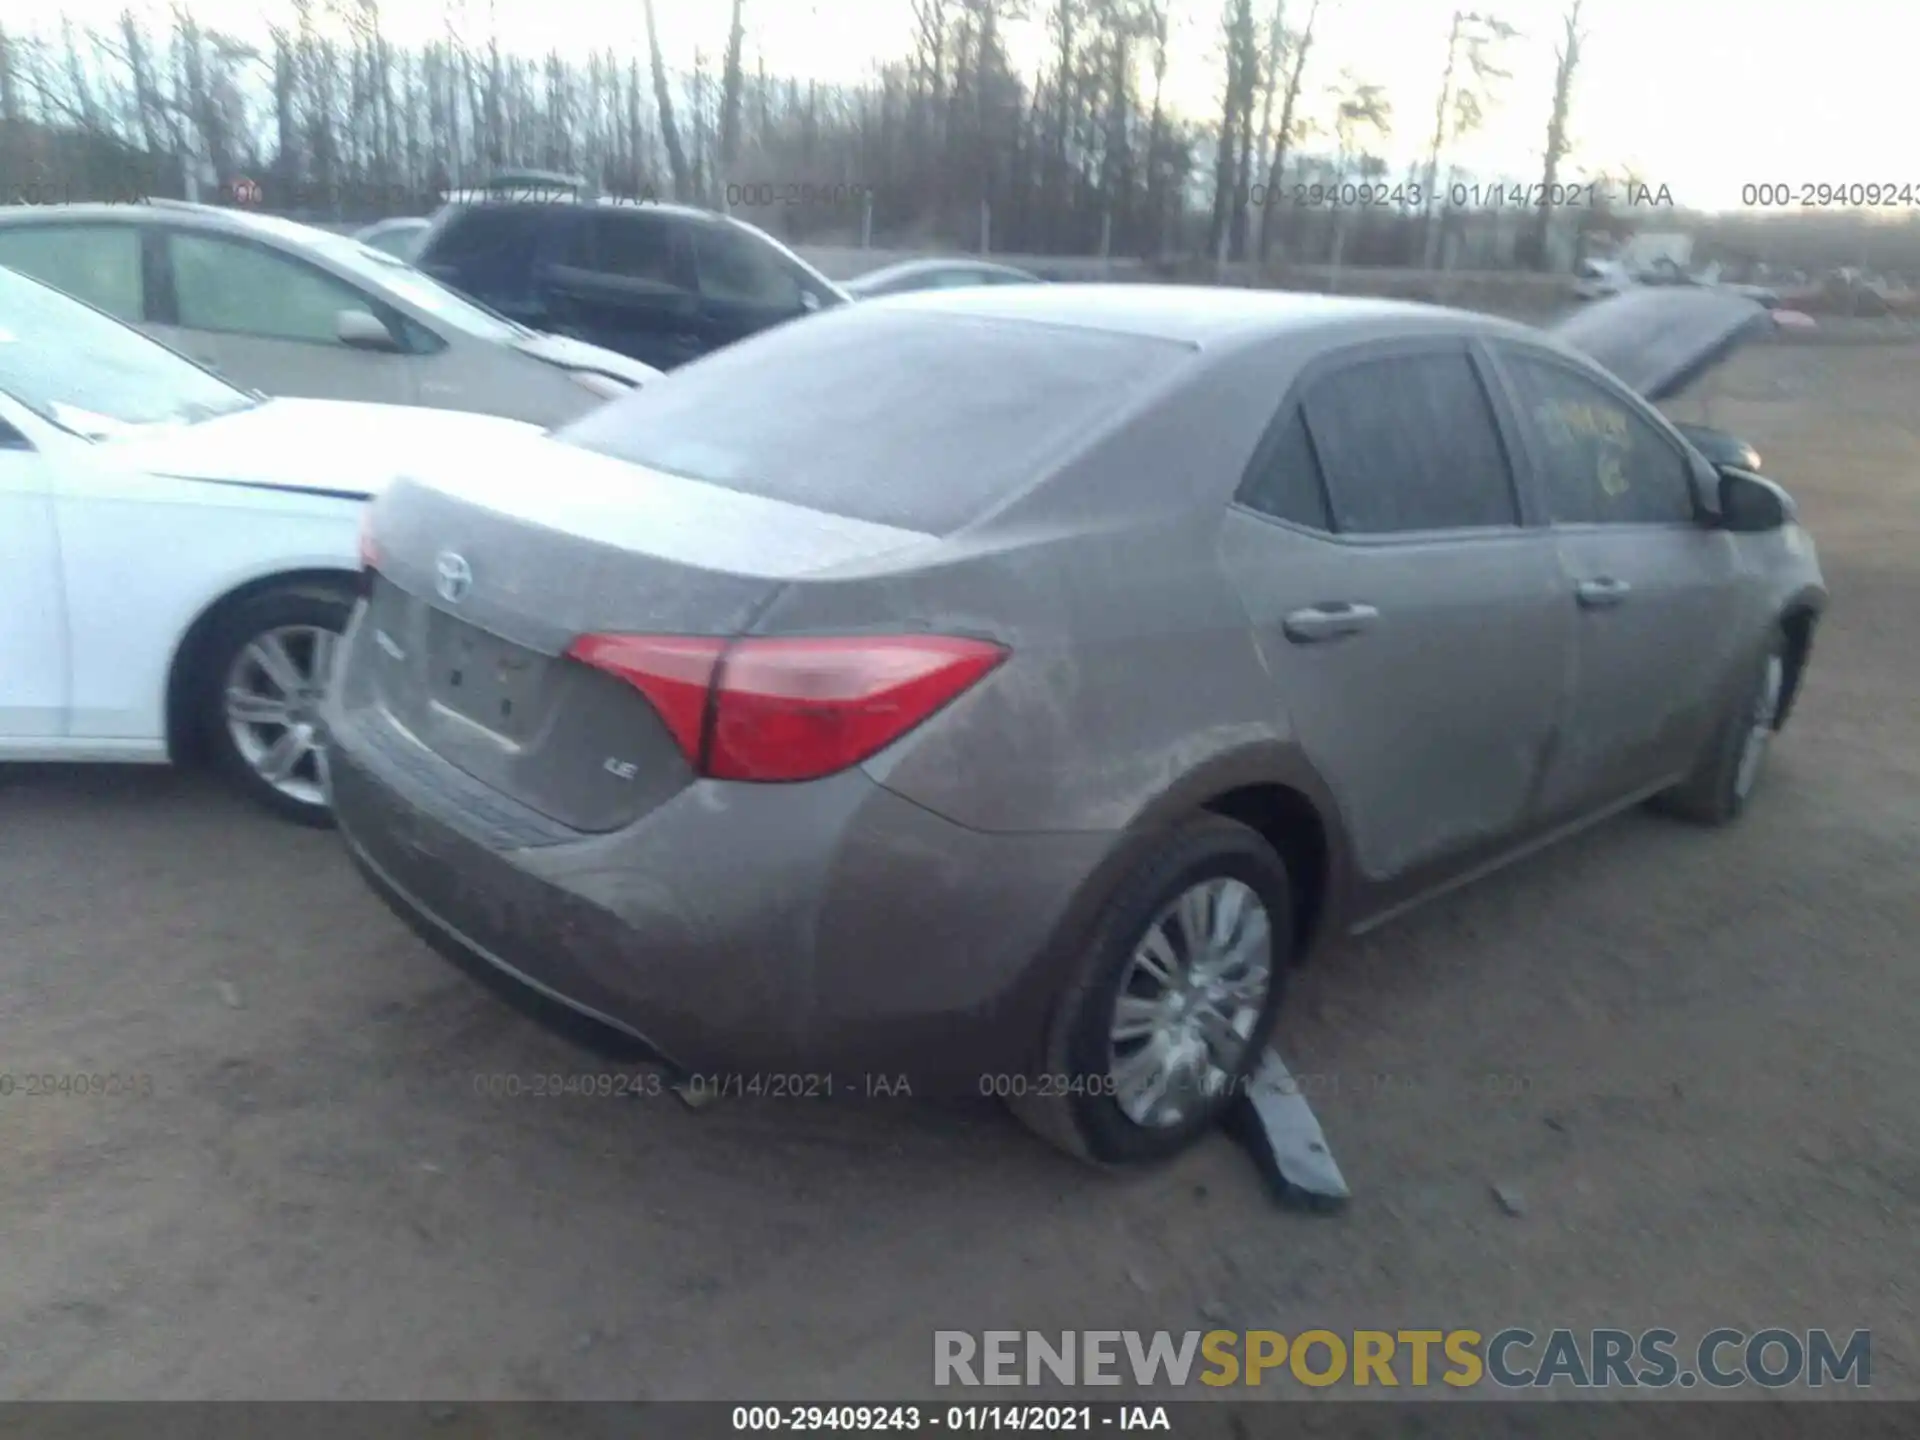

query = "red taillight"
[
  {"left": 566, "top": 633, "right": 1008, "bottom": 783},
  {"left": 357, "top": 508, "right": 380, "bottom": 570},
  {"left": 566, "top": 634, "right": 725, "bottom": 760},
  {"left": 708, "top": 636, "right": 1008, "bottom": 781}
]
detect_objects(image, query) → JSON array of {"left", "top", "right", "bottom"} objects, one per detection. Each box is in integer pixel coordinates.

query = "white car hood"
[
  {"left": 98, "top": 397, "right": 544, "bottom": 500},
  {"left": 510, "top": 332, "right": 661, "bottom": 386}
]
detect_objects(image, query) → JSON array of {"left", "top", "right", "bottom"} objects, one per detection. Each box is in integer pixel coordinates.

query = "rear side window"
[
  {"left": 0, "top": 225, "right": 143, "bottom": 322},
  {"left": 1237, "top": 408, "right": 1331, "bottom": 531},
  {"left": 417, "top": 205, "right": 551, "bottom": 297},
  {"left": 1304, "top": 351, "right": 1518, "bottom": 533},
  {"left": 556, "top": 310, "right": 1191, "bottom": 533}
]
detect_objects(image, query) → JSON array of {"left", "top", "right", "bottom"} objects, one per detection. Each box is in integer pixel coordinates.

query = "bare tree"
[
  {"left": 1524, "top": 0, "right": 1583, "bottom": 269},
  {"left": 1325, "top": 69, "right": 1389, "bottom": 265},
  {"left": 688, "top": 46, "right": 709, "bottom": 202},
  {"left": 1206, "top": 0, "right": 1259, "bottom": 262},
  {"left": 1251, "top": 0, "right": 1283, "bottom": 212},
  {"left": 1046, "top": 0, "right": 1082, "bottom": 250},
  {"left": 0, "top": 0, "right": 1584, "bottom": 263},
  {"left": 1252, "top": 0, "right": 1320, "bottom": 262},
  {"left": 626, "top": 55, "right": 648, "bottom": 193},
  {"left": 122, "top": 12, "right": 169, "bottom": 157},
  {"left": 1419, "top": 8, "right": 1519, "bottom": 267},
  {"left": 644, "top": 0, "right": 691, "bottom": 197},
  {"left": 1138, "top": 0, "right": 1171, "bottom": 253},
  {"left": 60, "top": 19, "right": 104, "bottom": 134},
  {"left": 0, "top": 24, "right": 19, "bottom": 125},
  {"left": 172, "top": 8, "right": 225, "bottom": 182},
  {"left": 718, "top": 0, "right": 746, "bottom": 170}
]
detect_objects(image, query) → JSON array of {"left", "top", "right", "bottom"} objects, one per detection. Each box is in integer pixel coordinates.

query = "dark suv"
[{"left": 412, "top": 190, "right": 849, "bottom": 371}]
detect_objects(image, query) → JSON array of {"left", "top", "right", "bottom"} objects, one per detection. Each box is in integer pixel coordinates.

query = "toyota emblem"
[{"left": 435, "top": 551, "right": 473, "bottom": 604}]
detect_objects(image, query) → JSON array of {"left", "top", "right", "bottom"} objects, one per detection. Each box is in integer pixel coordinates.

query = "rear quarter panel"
[{"left": 746, "top": 338, "right": 1319, "bottom": 837}]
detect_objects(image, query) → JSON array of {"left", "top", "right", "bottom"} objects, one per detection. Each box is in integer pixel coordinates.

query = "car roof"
[
  {"left": 0, "top": 199, "right": 355, "bottom": 248},
  {"left": 867, "top": 283, "right": 1528, "bottom": 349},
  {"left": 424, "top": 199, "right": 850, "bottom": 297},
  {"left": 435, "top": 193, "right": 729, "bottom": 225},
  {"left": 0, "top": 196, "right": 732, "bottom": 240}
]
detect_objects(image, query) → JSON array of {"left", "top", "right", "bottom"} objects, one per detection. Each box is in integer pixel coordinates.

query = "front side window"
[
  {"left": 1503, "top": 351, "right": 1696, "bottom": 525},
  {"left": 169, "top": 233, "right": 384, "bottom": 345},
  {"left": 317, "top": 236, "right": 524, "bottom": 341},
  {"left": 1303, "top": 351, "right": 1519, "bottom": 534},
  {"left": 0, "top": 225, "right": 143, "bottom": 322},
  {"left": 418, "top": 204, "right": 550, "bottom": 299},
  {"left": 692, "top": 225, "right": 803, "bottom": 309},
  {"left": 585, "top": 213, "right": 684, "bottom": 288}
]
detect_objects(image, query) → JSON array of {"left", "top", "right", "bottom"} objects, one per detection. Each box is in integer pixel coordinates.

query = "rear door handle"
[
  {"left": 1575, "top": 577, "right": 1632, "bottom": 609},
  {"left": 1283, "top": 603, "right": 1379, "bottom": 644}
]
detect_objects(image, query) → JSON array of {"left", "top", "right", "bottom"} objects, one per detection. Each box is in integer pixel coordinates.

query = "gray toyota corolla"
[{"left": 327, "top": 284, "right": 1825, "bottom": 1165}]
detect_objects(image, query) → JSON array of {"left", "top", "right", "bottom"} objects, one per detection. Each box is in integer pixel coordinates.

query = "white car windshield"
[{"left": 0, "top": 263, "right": 257, "bottom": 438}]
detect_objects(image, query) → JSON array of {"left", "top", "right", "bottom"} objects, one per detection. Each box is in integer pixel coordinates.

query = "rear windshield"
[{"left": 553, "top": 309, "right": 1191, "bottom": 532}]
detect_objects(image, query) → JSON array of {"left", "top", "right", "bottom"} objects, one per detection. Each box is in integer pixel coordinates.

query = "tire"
[
  {"left": 1010, "top": 814, "right": 1293, "bottom": 1167},
  {"left": 191, "top": 581, "right": 354, "bottom": 827},
  {"left": 1653, "top": 628, "right": 1788, "bottom": 826}
]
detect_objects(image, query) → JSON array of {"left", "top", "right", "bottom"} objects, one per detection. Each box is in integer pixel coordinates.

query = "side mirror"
[
  {"left": 336, "top": 308, "right": 401, "bottom": 351},
  {"left": 1717, "top": 467, "right": 1794, "bottom": 533},
  {"left": 1674, "top": 421, "right": 1762, "bottom": 474}
]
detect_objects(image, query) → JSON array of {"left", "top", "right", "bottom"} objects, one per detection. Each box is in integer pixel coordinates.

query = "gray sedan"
[
  {"left": 326, "top": 284, "right": 1823, "bottom": 1167},
  {"left": 0, "top": 202, "right": 656, "bottom": 427}
]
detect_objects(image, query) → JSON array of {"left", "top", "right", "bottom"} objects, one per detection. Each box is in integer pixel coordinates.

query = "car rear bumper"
[{"left": 328, "top": 714, "right": 1113, "bottom": 1093}]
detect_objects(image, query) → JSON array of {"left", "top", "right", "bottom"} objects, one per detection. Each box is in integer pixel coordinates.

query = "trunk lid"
[
  {"left": 352, "top": 436, "right": 937, "bottom": 832},
  {"left": 1547, "top": 286, "right": 1774, "bottom": 402},
  {"left": 101, "top": 397, "right": 539, "bottom": 500}
]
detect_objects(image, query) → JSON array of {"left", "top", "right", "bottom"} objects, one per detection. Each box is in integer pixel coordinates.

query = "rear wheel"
[
  {"left": 193, "top": 583, "right": 354, "bottom": 827},
  {"left": 1654, "top": 629, "right": 1787, "bottom": 826},
  {"left": 1012, "top": 815, "right": 1292, "bottom": 1166}
]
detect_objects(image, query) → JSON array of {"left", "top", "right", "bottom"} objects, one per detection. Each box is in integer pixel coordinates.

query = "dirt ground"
[{"left": 1, "top": 336, "right": 1916, "bottom": 1405}]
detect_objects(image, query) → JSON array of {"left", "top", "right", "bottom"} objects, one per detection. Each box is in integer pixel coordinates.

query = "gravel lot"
[{"left": 1, "top": 337, "right": 1916, "bottom": 1404}]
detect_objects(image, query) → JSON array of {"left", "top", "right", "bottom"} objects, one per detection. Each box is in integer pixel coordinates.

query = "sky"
[{"left": 20, "top": 0, "right": 1914, "bottom": 214}]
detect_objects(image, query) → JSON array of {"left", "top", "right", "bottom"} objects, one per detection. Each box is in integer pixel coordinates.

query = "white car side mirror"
[{"left": 337, "top": 309, "right": 401, "bottom": 352}]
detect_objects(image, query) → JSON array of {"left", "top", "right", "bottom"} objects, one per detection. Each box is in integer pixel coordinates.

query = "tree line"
[{"left": 1, "top": 0, "right": 1914, "bottom": 276}]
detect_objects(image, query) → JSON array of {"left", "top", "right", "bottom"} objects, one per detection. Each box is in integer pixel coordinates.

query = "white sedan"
[{"left": 0, "top": 263, "right": 539, "bottom": 824}]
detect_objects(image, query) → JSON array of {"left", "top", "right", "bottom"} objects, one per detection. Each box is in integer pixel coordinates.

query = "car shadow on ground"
[{"left": 0, "top": 753, "right": 1787, "bottom": 1187}]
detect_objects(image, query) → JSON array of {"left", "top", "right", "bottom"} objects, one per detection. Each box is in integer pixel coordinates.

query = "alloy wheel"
[
  {"left": 223, "top": 624, "right": 339, "bottom": 810},
  {"left": 1108, "top": 877, "right": 1274, "bottom": 1129},
  {"left": 1734, "top": 653, "right": 1785, "bottom": 801}
]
